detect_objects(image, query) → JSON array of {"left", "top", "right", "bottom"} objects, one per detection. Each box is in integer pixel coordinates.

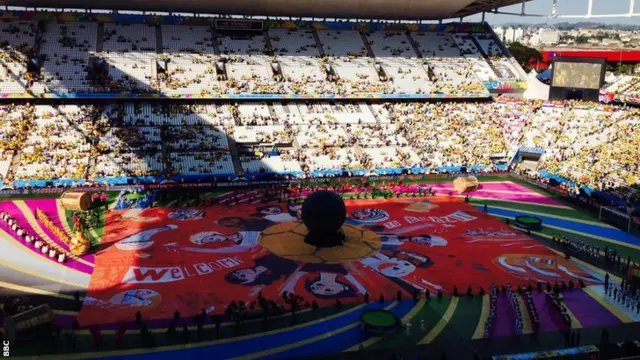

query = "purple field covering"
[{"left": 0, "top": 200, "right": 94, "bottom": 273}]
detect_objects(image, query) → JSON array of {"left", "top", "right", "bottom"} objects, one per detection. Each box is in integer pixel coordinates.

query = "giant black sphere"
[{"left": 302, "top": 190, "right": 347, "bottom": 247}]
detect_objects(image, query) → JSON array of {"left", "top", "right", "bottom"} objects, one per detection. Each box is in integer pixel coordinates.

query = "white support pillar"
[
  {"left": 630, "top": 0, "right": 636, "bottom": 16},
  {"left": 587, "top": 0, "right": 593, "bottom": 18},
  {"left": 552, "top": 0, "right": 557, "bottom": 17}
]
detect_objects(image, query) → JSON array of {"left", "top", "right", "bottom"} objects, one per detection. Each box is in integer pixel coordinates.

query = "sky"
[{"left": 463, "top": 0, "right": 640, "bottom": 25}]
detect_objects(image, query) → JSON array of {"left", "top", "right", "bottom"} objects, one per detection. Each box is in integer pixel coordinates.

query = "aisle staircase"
[
  {"left": 360, "top": 32, "right": 375, "bottom": 57},
  {"left": 312, "top": 29, "right": 326, "bottom": 56},
  {"left": 484, "top": 23, "right": 528, "bottom": 80},
  {"left": 406, "top": 32, "right": 423, "bottom": 58},
  {"left": 155, "top": 25, "right": 163, "bottom": 54},
  {"left": 227, "top": 135, "right": 243, "bottom": 175},
  {"left": 469, "top": 35, "right": 502, "bottom": 79},
  {"left": 96, "top": 23, "right": 104, "bottom": 52},
  {"left": 264, "top": 29, "right": 275, "bottom": 55}
]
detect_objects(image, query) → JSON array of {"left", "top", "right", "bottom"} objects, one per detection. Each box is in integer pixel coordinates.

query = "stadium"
[{"left": 0, "top": 0, "right": 639, "bottom": 358}]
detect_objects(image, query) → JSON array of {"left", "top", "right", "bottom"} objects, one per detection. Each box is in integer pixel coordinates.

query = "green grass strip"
[
  {"left": 370, "top": 297, "right": 452, "bottom": 350},
  {"left": 431, "top": 295, "right": 483, "bottom": 343},
  {"left": 14, "top": 306, "right": 354, "bottom": 356},
  {"left": 469, "top": 198, "right": 597, "bottom": 222}
]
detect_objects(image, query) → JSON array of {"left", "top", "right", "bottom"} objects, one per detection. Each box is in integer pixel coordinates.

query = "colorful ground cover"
[{"left": 1, "top": 179, "right": 640, "bottom": 359}]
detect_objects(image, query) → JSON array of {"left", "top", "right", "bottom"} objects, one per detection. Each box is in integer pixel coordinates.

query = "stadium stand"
[
  {"left": 0, "top": 21, "right": 36, "bottom": 94},
  {"left": 160, "top": 25, "right": 219, "bottom": 95},
  {"left": 0, "top": 15, "right": 636, "bottom": 207},
  {"left": 606, "top": 75, "right": 640, "bottom": 102},
  {"left": 0, "top": 99, "right": 638, "bottom": 198},
  {"left": 100, "top": 23, "right": 158, "bottom": 93},
  {"left": 32, "top": 22, "right": 97, "bottom": 94}
]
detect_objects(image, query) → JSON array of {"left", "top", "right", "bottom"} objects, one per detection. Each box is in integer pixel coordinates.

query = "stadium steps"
[
  {"left": 484, "top": 24, "right": 528, "bottom": 79},
  {"left": 211, "top": 29, "right": 222, "bottom": 55},
  {"left": 360, "top": 31, "right": 375, "bottom": 57},
  {"left": 405, "top": 32, "right": 423, "bottom": 58},
  {"left": 468, "top": 35, "right": 503, "bottom": 79},
  {"left": 155, "top": 25, "right": 163, "bottom": 54},
  {"left": 268, "top": 104, "right": 278, "bottom": 118},
  {"left": 226, "top": 135, "right": 243, "bottom": 175},
  {"left": 311, "top": 29, "right": 326, "bottom": 56},
  {"left": 34, "top": 21, "right": 45, "bottom": 55},
  {"left": 96, "top": 23, "right": 104, "bottom": 52},
  {"left": 368, "top": 104, "right": 383, "bottom": 124},
  {"left": 264, "top": 29, "right": 275, "bottom": 55}
]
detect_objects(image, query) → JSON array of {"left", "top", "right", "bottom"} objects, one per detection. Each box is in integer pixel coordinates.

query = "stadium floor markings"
[
  {"left": 472, "top": 295, "right": 490, "bottom": 339},
  {"left": 586, "top": 285, "right": 640, "bottom": 322},
  {"left": 0, "top": 280, "right": 77, "bottom": 300},
  {"left": 483, "top": 204, "right": 617, "bottom": 229},
  {"left": 470, "top": 198, "right": 594, "bottom": 220},
  {"left": 459, "top": 196, "right": 571, "bottom": 209},
  {"left": 368, "top": 297, "right": 452, "bottom": 350},
  {"left": 73, "top": 307, "right": 316, "bottom": 336},
  {"left": 229, "top": 302, "right": 400, "bottom": 360},
  {"left": 490, "top": 212, "right": 640, "bottom": 252},
  {"left": 417, "top": 297, "right": 459, "bottom": 345},
  {"left": 562, "top": 303, "right": 583, "bottom": 329},
  {"left": 50, "top": 303, "right": 372, "bottom": 360},
  {"left": 430, "top": 295, "right": 483, "bottom": 343},
  {"left": 436, "top": 187, "right": 549, "bottom": 197},
  {"left": 487, "top": 208, "right": 640, "bottom": 247},
  {"left": 343, "top": 299, "right": 427, "bottom": 352},
  {"left": 516, "top": 293, "right": 533, "bottom": 335},
  {"left": 12, "top": 200, "right": 94, "bottom": 268},
  {"left": 582, "top": 286, "right": 636, "bottom": 323},
  {"left": 0, "top": 255, "right": 87, "bottom": 289},
  {"left": 0, "top": 227, "right": 91, "bottom": 280}
]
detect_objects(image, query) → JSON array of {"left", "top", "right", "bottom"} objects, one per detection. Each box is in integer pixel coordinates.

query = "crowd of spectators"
[
  {"left": 606, "top": 75, "right": 640, "bottom": 101},
  {"left": 1, "top": 100, "right": 640, "bottom": 200},
  {"left": 0, "top": 19, "right": 520, "bottom": 97}
]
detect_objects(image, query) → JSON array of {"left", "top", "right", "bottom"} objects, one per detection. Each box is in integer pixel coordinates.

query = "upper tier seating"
[
  {"left": 33, "top": 22, "right": 97, "bottom": 94},
  {"left": 161, "top": 25, "right": 220, "bottom": 95},
  {"left": 100, "top": 23, "right": 158, "bottom": 92},
  {"left": 0, "top": 21, "right": 36, "bottom": 94}
]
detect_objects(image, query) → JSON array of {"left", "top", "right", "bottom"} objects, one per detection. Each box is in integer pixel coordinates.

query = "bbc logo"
[{"left": 2, "top": 340, "right": 8, "bottom": 358}]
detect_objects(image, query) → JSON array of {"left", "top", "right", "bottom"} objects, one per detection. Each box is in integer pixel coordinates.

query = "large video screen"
[{"left": 552, "top": 62, "right": 603, "bottom": 89}]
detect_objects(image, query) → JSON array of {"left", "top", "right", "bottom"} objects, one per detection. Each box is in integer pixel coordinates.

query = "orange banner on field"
[{"left": 78, "top": 197, "right": 601, "bottom": 326}]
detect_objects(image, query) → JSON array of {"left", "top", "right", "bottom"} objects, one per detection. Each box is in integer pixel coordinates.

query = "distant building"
[
  {"left": 602, "top": 38, "right": 623, "bottom": 47},
  {"left": 538, "top": 29, "right": 559, "bottom": 45},
  {"left": 496, "top": 27, "right": 525, "bottom": 44}
]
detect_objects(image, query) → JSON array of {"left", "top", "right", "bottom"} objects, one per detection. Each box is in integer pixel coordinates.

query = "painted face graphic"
[
  {"left": 190, "top": 232, "right": 228, "bottom": 245},
  {"left": 408, "top": 235, "right": 448, "bottom": 247},
  {"left": 350, "top": 209, "right": 389, "bottom": 223},
  {"left": 377, "top": 259, "right": 416, "bottom": 277},
  {"left": 260, "top": 206, "right": 283, "bottom": 216},
  {"left": 231, "top": 269, "right": 259, "bottom": 284},
  {"left": 168, "top": 209, "right": 205, "bottom": 221},
  {"left": 310, "top": 279, "right": 346, "bottom": 296},
  {"left": 110, "top": 289, "right": 161, "bottom": 307}
]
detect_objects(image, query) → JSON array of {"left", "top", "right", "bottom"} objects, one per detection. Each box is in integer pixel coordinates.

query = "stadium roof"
[{"left": 2, "top": 0, "right": 531, "bottom": 20}]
